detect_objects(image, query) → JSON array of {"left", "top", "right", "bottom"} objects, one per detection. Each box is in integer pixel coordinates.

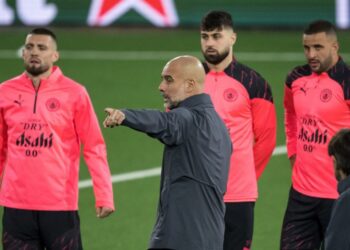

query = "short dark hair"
[
  {"left": 200, "top": 10, "right": 234, "bottom": 31},
  {"left": 328, "top": 128, "right": 350, "bottom": 176},
  {"left": 28, "top": 28, "right": 57, "bottom": 43},
  {"left": 304, "top": 20, "right": 337, "bottom": 37}
]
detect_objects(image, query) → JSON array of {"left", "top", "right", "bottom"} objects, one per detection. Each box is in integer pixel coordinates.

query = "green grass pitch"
[{"left": 0, "top": 27, "right": 349, "bottom": 249}]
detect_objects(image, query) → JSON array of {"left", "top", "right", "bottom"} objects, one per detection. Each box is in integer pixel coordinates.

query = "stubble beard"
[
  {"left": 310, "top": 53, "right": 335, "bottom": 74},
  {"left": 203, "top": 48, "right": 230, "bottom": 65},
  {"left": 25, "top": 64, "right": 50, "bottom": 76}
]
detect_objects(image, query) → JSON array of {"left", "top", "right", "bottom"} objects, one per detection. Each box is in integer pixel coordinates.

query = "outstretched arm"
[{"left": 104, "top": 107, "right": 190, "bottom": 146}]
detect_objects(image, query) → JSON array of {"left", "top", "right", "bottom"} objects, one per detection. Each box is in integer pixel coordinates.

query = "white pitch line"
[
  {"left": 78, "top": 167, "right": 161, "bottom": 189},
  {"left": 78, "top": 145, "right": 287, "bottom": 189},
  {"left": 3, "top": 49, "right": 349, "bottom": 62}
]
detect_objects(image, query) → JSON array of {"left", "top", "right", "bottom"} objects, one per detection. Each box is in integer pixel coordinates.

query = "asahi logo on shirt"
[
  {"left": 16, "top": 120, "right": 53, "bottom": 157},
  {"left": 298, "top": 115, "right": 328, "bottom": 153}
]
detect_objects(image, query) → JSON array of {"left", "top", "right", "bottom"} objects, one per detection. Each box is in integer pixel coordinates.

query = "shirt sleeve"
[
  {"left": 324, "top": 196, "right": 350, "bottom": 250},
  {"left": 251, "top": 98, "right": 277, "bottom": 179},
  {"left": 284, "top": 84, "right": 297, "bottom": 158},
  {"left": 0, "top": 108, "right": 7, "bottom": 179},
  {"left": 74, "top": 88, "right": 115, "bottom": 210},
  {"left": 121, "top": 108, "right": 190, "bottom": 146}
]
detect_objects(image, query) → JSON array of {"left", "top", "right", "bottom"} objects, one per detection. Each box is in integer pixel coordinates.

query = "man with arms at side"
[
  {"left": 281, "top": 20, "right": 350, "bottom": 249},
  {"left": 325, "top": 128, "right": 350, "bottom": 250},
  {"left": 104, "top": 55, "right": 231, "bottom": 250},
  {"left": 200, "top": 10, "right": 277, "bottom": 250},
  {"left": 0, "top": 28, "right": 114, "bottom": 250}
]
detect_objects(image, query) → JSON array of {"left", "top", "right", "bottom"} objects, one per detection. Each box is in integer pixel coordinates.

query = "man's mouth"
[
  {"left": 309, "top": 60, "right": 319, "bottom": 67},
  {"left": 162, "top": 95, "right": 168, "bottom": 102},
  {"left": 30, "top": 58, "right": 40, "bottom": 64},
  {"left": 205, "top": 49, "right": 217, "bottom": 54}
]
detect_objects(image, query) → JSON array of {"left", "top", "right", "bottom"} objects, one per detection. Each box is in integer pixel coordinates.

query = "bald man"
[{"left": 104, "top": 55, "right": 232, "bottom": 250}]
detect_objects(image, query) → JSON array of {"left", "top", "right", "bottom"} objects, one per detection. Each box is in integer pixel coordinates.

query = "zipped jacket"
[
  {"left": 204, "top": 60, "right": 276, "bottom": 202},
  {"left": 0, "top": 66, "right": 114, "bottom": 210},
  {"left": 284, "top": 58, "right": 350, "bottom": 199}
]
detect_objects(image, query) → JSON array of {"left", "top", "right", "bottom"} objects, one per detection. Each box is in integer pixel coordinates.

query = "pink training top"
[
  {"left": 204, "top": 60, "right": 277, "bottom": 202},
  {"left": 284, "top": 58, "right": 350, "bottom": 199},
  {"left": 0, "top": 66, "right": 115, "bottom": 210}
]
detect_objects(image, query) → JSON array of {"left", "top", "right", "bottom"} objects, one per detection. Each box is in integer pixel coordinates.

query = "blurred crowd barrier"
[{"left": 0, "top": 0, "right": 348, "bottom": 29}]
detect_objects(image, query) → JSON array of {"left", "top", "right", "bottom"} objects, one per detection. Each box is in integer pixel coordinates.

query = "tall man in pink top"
[
  {"left": 0, "top": 28, "right": 115, "bottom": 249},
  {"left": 280, "top": 20, "right": 350, "bottom": 250},
  {"left": 200, "top": 11, "right": 277, "bottom": 250}
]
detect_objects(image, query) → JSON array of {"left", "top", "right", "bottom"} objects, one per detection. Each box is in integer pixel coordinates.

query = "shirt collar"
[{"left": 21, "top": 66, "right": 62, "bottom": 86}]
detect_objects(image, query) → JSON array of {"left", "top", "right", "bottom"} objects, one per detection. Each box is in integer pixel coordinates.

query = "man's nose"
[
  {"left": 307, "top": 48, "right": 317, "bottom": 58},
  {"left": 205, "top": 37, "right": 215, "bottom": 47},
  {"left": 159, "top": 81, "right": 166, "bottom": 92},
  {"left": 30, "top": 46, "right": 39, "bottom": 55}
]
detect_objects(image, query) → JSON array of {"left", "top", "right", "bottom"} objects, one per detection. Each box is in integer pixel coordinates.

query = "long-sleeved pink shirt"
[
  {"left": 204, "top": 60, "right": 277, "bottom": 202},
  {"left": 284, "top": 58, "right": 350, "bottom": 199},
  {"left": 0, "top": 66, "right": 114, "bottom": 210}
]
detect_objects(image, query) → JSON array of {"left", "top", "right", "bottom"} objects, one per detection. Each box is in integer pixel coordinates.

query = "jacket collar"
[
  {"left": 203, "top": 57, "right": 237, "bottom": 75},
  {"left": 310, "top": 57, "right": 347, "bottom": 78},
  {"left": 177, "top": 93, "right": 213, "bottom": 109},
  {"left": 20, "top": 66, "right": 62, "bottom": 87}
]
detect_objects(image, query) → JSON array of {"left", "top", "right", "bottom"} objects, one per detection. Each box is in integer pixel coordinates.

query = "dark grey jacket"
[
  {"left": 121, "top": 94, "right": 231, "bottom": 250},
  {"left": 325, "top": 175, "right": 350, "bottom": 250}
]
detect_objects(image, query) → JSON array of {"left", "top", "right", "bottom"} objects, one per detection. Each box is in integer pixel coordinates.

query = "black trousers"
[
  {"left": 280, "top": 187, "right": 335, "bottom": 250},
  {"left": 223, "top": 202, "right": 255, "bottom": 250},
  {"left": 2, "top": 207, "right": 83, "bottom": 250}
]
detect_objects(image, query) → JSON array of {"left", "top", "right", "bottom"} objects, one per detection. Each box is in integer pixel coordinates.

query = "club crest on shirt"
[
  {"left": 223, "top": 88, "right": 238, "bottom": 102},
  {"left": 320, "top": 89, "right": 332, "bottom": 103},
  {"left": 46, "top": 98, "right": 60, "bottom": 112}
]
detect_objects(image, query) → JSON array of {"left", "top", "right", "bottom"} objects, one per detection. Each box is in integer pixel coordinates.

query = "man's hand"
[
  {"left": 103, "top": 108, "right": 126, "bottom": 128},
  {"left": 96, "top": 206, "right": 114, "bottom": 219}
]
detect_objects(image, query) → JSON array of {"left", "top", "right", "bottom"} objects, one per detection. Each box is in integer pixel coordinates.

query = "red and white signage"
[{"left": 87, "top": 0, "right": 179, "bottom": 27}]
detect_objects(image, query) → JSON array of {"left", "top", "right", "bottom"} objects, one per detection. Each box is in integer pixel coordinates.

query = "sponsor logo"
[
  {"left": 14, "top": 94, "right": 24, "bottom": 106},
  {"left": 46, "top": 98, "right": 60, "bottom": 112},
  {"left": 299, "top": 81, "right": 316, "bottom": 96},
  {"left": 320, "top": 88, "right": 332, "bottom": 102},
  {"left": 16, "top": 132, "right": 53, "bottom": 148},
  {"left": 87, "top": 0, "right": 179, "bottom": 27},
  {"left": 300, "top": 87, "right": 307, "bottom": 95},
  {"left": 298, "top": 116, "right": 328, "bottom": 152},
  {"left": 16, "top": 120, "right": 53, "bottom": 157},
  {"left": 223, "top": 88, "right": 238, "bottom": 102}
]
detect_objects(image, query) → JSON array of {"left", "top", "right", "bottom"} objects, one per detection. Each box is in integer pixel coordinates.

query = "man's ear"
[
  {"left": 52, "top": 51, "right": 59, "bottom": 63},
  {"left": 332, "top": 41, "right": 339, "bottom": 54},
  {"left": 185, "top": 79, "right": 195, "bottom": 92},
  {"left": 231, "top": 32, "right": 237, "bottom": 46}
]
